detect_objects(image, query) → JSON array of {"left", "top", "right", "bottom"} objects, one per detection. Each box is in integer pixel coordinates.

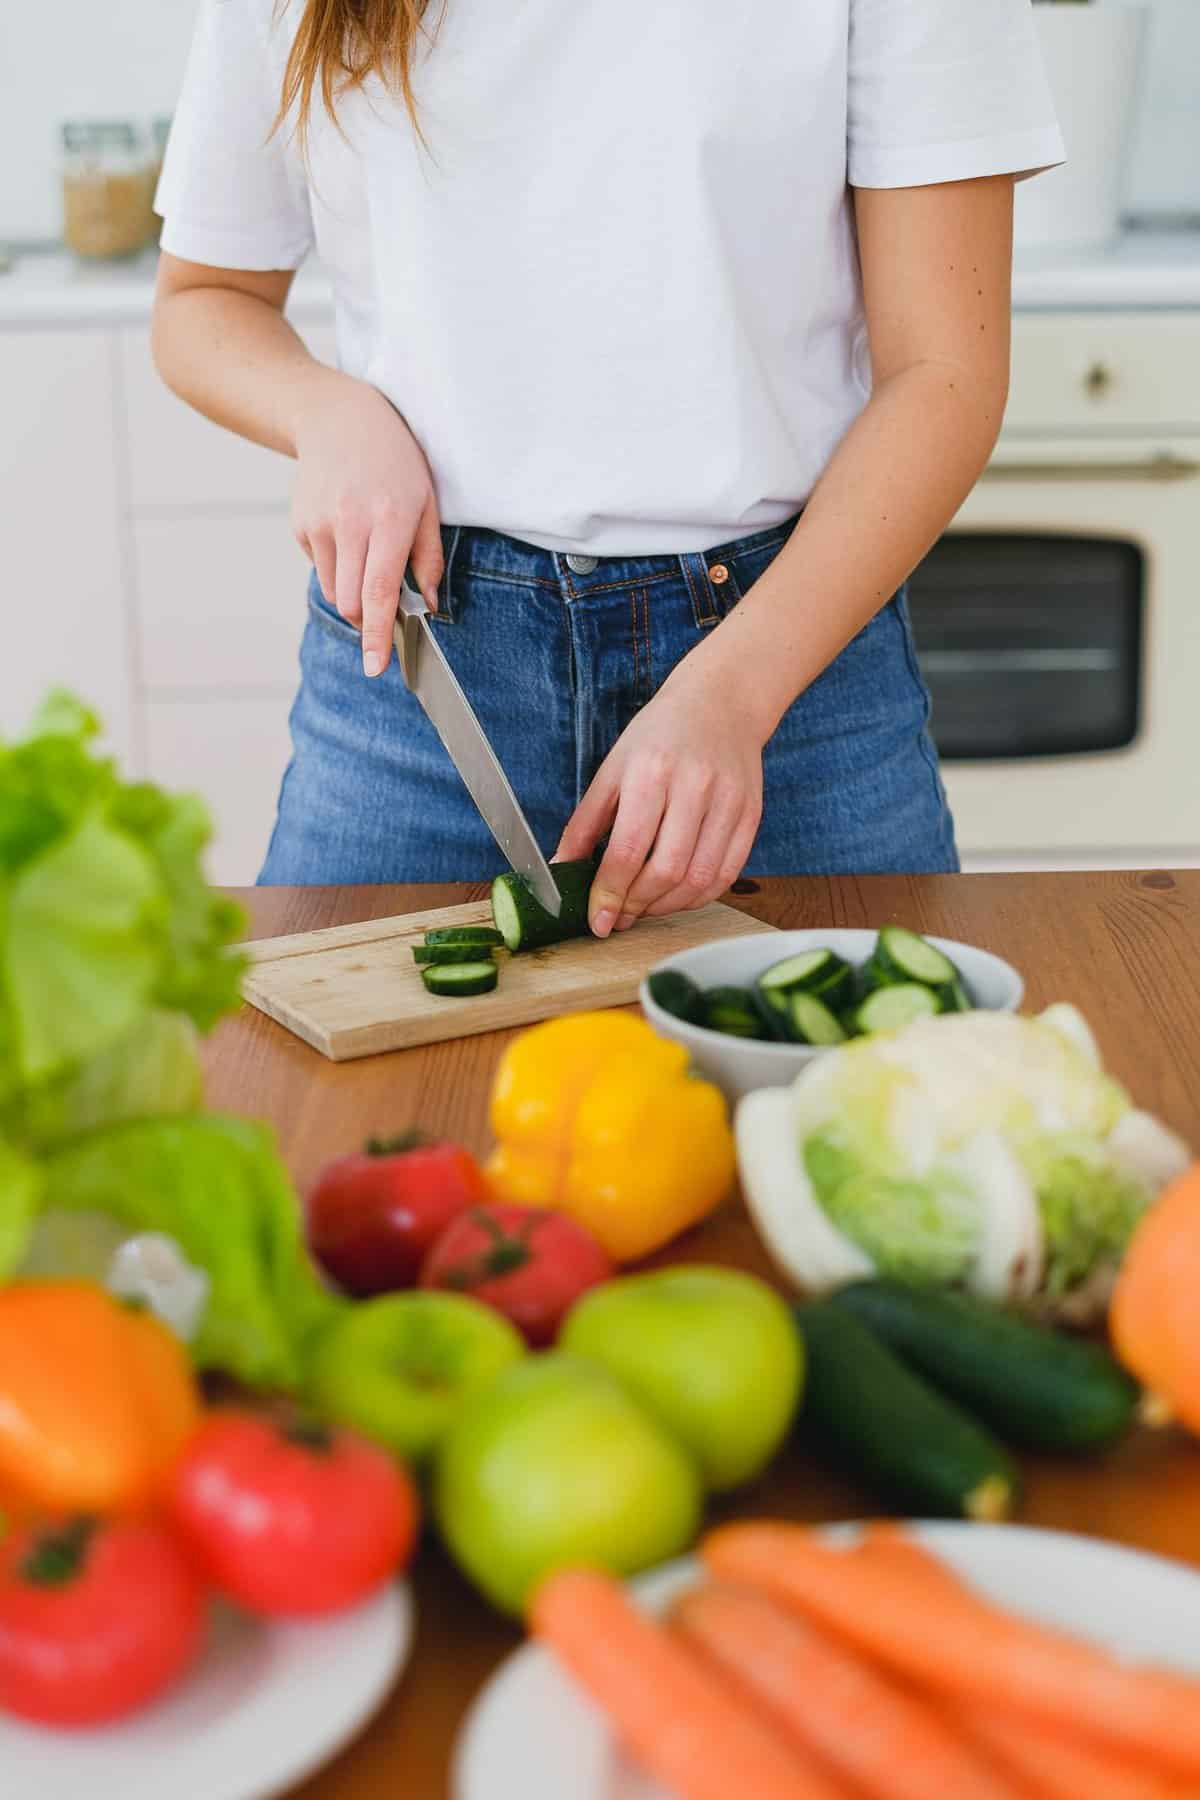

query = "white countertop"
[{"left": 2, "top": 230, "right": 1199, "bottom": 329}]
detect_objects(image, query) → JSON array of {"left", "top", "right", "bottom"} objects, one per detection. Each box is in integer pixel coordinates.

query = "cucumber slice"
[
  {"left": 490, "top": 860, "right": 594, "bottom": 952},
  {"left": 421, "top": 961, "right": 499, "bottom": 997},
  {"left": 852, "top": 983, "right": 940, "bottom": 1036},
  {"left": 941, "top": 975, "right": 973, "bottom": 1013},
  {"left": 795, "top": 1300, "right": 1020, "bottom": 1521},
  {"left": 702, "top": 986, "right": 765, "bottom": 1039},
  {"left": 647, "top": 969, "right": 705, "bottom": 1025},
  {"left": 750, "top": 986, "right": 794, "bottom": 1042},
  {"left": 424, "top": 926, "right": 505, "bottom": 947},
  {"left": 831, "top": 1280, "right": 1139, "bottom": 1453},
  {"left": 412, "top": 943, "right": 496, "bottom": 966},
  {"left": 788, "top": 993, "right": 847, "bottom": 1047},
  {"left": 759, "top": 949, "right": 847, "bottom": 995},
  {"left": 873, "top": 926, "right": 958, "bottom": 988}
]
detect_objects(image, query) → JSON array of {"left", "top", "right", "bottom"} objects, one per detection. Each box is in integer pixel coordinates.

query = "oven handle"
[{"left": 983, "top": 452, "right": 1200, "bottom": 483}]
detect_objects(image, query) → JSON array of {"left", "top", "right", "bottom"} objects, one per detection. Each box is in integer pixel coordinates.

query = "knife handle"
[{"left": 394, "top": 582, "right": 428, "bottom": 688}]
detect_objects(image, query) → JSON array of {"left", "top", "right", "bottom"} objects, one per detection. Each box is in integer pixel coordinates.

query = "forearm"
[
  {"left": 150, "top": 283, "right": 345, "bottom": 459},
  {"left": 695, "top": 359, "right": 1005, "bottom": 740}
]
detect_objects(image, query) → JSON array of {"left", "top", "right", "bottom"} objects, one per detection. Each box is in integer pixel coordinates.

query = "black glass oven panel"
[{"left": 905, "top": 534, "right": 1143, "bottom": 760}]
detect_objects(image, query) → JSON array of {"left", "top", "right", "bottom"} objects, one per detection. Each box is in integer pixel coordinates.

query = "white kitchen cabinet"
[
  {"left": 143, "top": 696, "right": 294, "bottom": 886},
  {"left": 133, "top": 512, "right": 310, "bottom": 691},
  {"left": 0, "top": 331, "right": 136, "bottom": 762}
]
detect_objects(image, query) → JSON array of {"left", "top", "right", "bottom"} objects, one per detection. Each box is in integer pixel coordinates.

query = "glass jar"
[{"left": 61, "top": 121, "right": 157, "bottom": 260}]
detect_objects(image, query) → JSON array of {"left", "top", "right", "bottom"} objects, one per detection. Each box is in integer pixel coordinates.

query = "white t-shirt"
[{"left": 158, "top": 0, "right": 1063, "bottom": 556}]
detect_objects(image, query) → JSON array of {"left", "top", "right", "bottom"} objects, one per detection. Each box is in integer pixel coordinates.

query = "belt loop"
[
  {"left": 438, "top": 525, "right": 463, "bottom": 622},
  {"left": 679, "top": 551, "right": 718, "bottom": 630}
]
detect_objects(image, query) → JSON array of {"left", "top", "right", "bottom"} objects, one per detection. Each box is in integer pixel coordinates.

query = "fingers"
[
  {"left": 302, "top": 528, "right": 338, "bottom": 621},
  {"left": 613, "top": 770, "right": 712, "bottom": 925},
  {"left": 334, "top": 517, "right": 369, "bottom": 632},
  {"left": 556, "top": 768, "right": 620, "bottom": 865},
  {"left": 409, "top": 494, "right": 445, "bottom": 615},
  {"left": 645, "top": 795, "right": 761, "bottom": 918},
  {"left": 359, "top": 508, "right": 416, "bottom": 677},
  {"left": 586, "top": 772, "right": 669, "bottom": 937}
]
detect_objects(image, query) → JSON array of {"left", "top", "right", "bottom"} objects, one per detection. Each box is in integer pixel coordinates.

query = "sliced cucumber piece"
[
  {"left": 750, "top": 985, "right": 794, "bottom": 1041},
  {"left": 941, "top": 975, "right": 973, "bottom": 1013},
  {"left": 873, "top": 925, "right": 958, "bottom": 988},
  {"left": 413, "top": 943, "right": 497, "bottom": 966},
  {"left": 421, "top": 960, "right": 499, "bottom": 997},
  {"left": 702, "top": 986, "right": 765, "bottom": 1039},
  {"left": 759, "top": 948, "right": 846, "bottom": 994},
  {"left": 424, "top": 926, "right": 504, "bottom": 947},
  {"left": 788, "top": 993, "right": 847, "bottom": 1047},
  {"left": 647, "top": 969, "right": 705, "bottom": 1024},
  {"left": 490, "top": 860, "right": 594, "bottom": 952},
  {"left": 853, "top": 982, "right": 940, "bottom": 1036}
]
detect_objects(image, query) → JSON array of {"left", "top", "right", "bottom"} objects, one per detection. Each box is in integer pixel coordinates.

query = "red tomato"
[
  {"left": 169, "top": 1409, "right": 419, "bottom": 1618},
  {"left": 0, "top": 1515, "right": 205, "bottom": 1726},
  {"left": 420, "top": 1203, "right": 614, "bottom": 1346},
  {"left": 306, "top": 1132, "right": 489, "bottom": 1295}
]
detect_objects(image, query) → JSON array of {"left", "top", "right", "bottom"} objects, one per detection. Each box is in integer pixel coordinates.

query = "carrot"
[
  {"left": 672, "top": 1580, "right": 1022, "bottom": 1800},
  {"left": 530, "top": 1567, "right": 845, "bottom": 1800},
  {"left": 703, "top": 1523, "right": 1200, "bottom": 1778},
  {"left": 964, "top": 1711, "right": 1195, "bottom": 1800}
]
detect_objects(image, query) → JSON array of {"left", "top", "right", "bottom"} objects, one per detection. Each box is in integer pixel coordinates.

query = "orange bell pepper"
[
  {"left": 1111, "top": 1161, "right": 1200, "bottom": 1431},
  {"left": 486, "top": 1012, "right": 735, "bottom": 1261},
  {"left": 0, "top": 1281, "right": 201, "bottom": 1520}
]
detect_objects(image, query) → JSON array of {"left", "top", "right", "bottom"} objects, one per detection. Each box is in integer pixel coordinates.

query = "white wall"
[{"left": 0, "top": 0, "right": 1196, "bottom": 242}]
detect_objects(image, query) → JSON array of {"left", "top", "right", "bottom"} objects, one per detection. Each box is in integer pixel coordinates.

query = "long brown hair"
[{"left": 276, "top": 0, "right": 436, "bottom": 145}]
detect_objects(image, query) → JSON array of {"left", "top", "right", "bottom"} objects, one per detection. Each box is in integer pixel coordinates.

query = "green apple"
[
  {"left": 560, "top": 1265, "right": 803, "bottom": 1492},
  {"left": 308, "top": 1290, "right": 524, "bottom": 1465},
  {"left": 434, "top": 1352, "right": 702, "bottom": 1615}
]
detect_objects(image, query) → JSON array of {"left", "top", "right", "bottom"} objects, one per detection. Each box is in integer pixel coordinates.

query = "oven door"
[{"left": 909, "top": 440, "right": 1200, "bottom": 864}]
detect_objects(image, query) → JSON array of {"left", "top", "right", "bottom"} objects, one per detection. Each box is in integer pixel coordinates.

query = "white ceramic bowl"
[{"left": 639, "top": 928, "right": 1024, "bottom": 1105}]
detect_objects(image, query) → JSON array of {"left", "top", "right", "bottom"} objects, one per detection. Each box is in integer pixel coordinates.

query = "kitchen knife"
[{"left": 393, "top": 581, "right": 562, "bottom": 917}]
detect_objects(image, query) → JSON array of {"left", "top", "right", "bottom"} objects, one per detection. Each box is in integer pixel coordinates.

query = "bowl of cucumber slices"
[{"left": 640, "top": 926, "right": 1023, "bottom": 1103}]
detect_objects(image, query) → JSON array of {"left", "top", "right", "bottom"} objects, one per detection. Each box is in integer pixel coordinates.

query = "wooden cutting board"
[{"left": 241, "top": 899, "right": 775, "bottom": 1061}]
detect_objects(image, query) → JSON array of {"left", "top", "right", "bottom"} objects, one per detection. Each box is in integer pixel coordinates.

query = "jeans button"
[{"left": 565, "top": 554, "right": 598, "bottom": 575}]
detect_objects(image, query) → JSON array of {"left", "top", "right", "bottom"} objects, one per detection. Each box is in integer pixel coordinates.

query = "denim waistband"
[{"left": 434, "top": 516, "right": 801, "bottom": 610}]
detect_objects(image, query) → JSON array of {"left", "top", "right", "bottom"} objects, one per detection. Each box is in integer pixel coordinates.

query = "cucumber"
[
  {"left": 852, "top": 983, "right": 940, "bottom": 1036},
  {"left": 788, "top": 993, "right": 847, "bottom": 1047},
  {"left": 421, "top": 961, "right": 499, "bottom": 997},
  {"left": 749, "top": 985, "right": 794, "bottom": 1042},
  {"left": 490, "top": 859, "right": 594, "bottom": 952},
  {"left": 759, "top": 949, "right": 846, "bottom": 995},
  {"left": 647, "top": 969, "right": 705, "bottom": 1025},
  {"left": 424, "top": 926, "right": 505, "bottom": 947},
  {"left": 873, "top": 926, "right": 959, "bottom": 989},
  {"left": 412, "top": 943, "right": 497, "bottom": 966},
  {"left": 831, "top": 1280, "right": 1139, "bottom": 1452},
  {"left": 702, "top": 986, "right": 765, "bottom": 1039},
  {"left": 795, "top": 1300, "right": 1020, "bottom": 1521},
  {"left": 941, "top": 975, "right": 973, "bottom": 1013}
]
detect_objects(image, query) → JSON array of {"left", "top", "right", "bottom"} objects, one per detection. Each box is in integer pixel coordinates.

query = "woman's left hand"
[{"left": 555, "top": 658, "right": 766, "bottom": 937}]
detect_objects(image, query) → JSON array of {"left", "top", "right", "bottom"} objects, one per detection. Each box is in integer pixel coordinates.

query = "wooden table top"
[{"left": 205, "top": 871, "right": 1200, "bottom": 1800}]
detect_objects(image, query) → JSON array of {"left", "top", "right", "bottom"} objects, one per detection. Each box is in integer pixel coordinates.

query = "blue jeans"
[{"left": 259, "top": 519, "right": 957, "bottom": 883}]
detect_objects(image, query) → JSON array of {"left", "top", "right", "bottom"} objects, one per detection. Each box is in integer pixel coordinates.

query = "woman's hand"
[
  {"left": 556, "top": 657, "right": 766, "bottom": 937},
  {"left": 291, "top": 370, "right": 443, "bottom": 677}
]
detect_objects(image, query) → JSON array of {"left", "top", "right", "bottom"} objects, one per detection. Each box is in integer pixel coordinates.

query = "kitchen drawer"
[
  {"left": 120, "top": 321, "right": 338, "bottom": 510},
  {"left": 134, "top": 514, "right": 310, "bottom": 689},
  {"left": 142, "top": 696, "right": 292, "bottom": 885},
  {"left": 1005, "top": 313, "right": 1200, "bottom": 435}
]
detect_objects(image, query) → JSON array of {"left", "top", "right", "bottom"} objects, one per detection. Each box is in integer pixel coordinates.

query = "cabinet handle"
[
  {"left": 983, "top": 453, "right": 1200, "bottom": 483},
  {"left": 1083, "top": 361, "right": 1114, "bottom": 399}
]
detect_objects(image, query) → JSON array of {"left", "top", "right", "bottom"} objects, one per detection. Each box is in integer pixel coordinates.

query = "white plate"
[
  {"left": 453, "top": 1524, "right": 1200, "bottom": 1800},
  {"left": 2, "top": 1582, "right": 413, "bottom": 1800}
]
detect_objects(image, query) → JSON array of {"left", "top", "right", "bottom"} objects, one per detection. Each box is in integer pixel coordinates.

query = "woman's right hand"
[{"left": 291, "top": 370, "right": 443, "bottom": 677}]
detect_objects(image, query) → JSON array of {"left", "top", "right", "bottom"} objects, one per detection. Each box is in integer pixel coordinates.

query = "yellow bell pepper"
[
  {"left": 486, "top": 1012, "right": 735, "bottom": 1261},
  {"left": 0, "top": 1281, "right": 201, "bottom": 1522}
]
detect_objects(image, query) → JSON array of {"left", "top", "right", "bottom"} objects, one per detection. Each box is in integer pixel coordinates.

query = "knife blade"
[{"left": 393, "top": 583, "right": 563, "bottom": 917}]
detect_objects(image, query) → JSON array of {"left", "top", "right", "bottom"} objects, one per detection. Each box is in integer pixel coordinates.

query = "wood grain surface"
[
  {"left": 241, "top": 898, "right": 775, "bottom": 1059},
  {"left": 202, "top": 871, "right": 1200, "bottom": 1800}
]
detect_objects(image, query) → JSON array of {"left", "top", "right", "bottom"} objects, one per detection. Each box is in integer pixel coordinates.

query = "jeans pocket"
[{"left": 306, "top": 573, "right": 362, "bottom": 643}]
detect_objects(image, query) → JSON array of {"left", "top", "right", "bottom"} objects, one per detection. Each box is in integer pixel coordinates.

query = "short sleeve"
[
  {"left": 848, "top": 0, "right": 1065, "bottom": 190},
  {"left": 156, "top": 0, "right": 313, "bottom": 270}
]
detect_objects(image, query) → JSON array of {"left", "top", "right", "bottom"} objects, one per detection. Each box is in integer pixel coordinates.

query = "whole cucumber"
[
  {"left": 795, "top": 1300, "right": 1020, "bottom": 1521},
  {"left": 831, "top": 1279, "right": 1138, "bottom": 1452}
]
